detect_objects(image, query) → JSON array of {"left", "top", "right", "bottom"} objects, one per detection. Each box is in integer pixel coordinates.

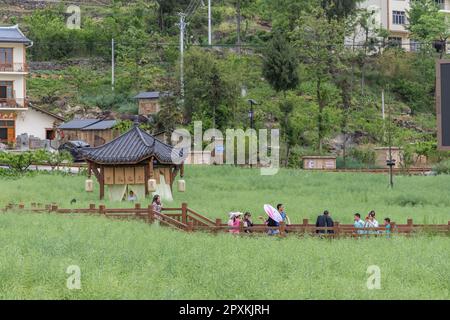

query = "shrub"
[
  {"left": 348, "top": 147, "right": 376, "bottom": 166},
  {"left": 432, "top": 159, "right": 450, "bottom": 175}
]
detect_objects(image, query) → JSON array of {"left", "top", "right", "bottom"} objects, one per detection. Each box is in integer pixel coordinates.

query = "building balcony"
[
  {"left": 0, "top": 98, "right": 28, "bottom": 110},
  {"left": 0, "top": 63, "right": 29, "bottom": 73}
]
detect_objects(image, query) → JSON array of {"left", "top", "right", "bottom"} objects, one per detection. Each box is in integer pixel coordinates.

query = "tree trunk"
[{"left": 317, "top": 79, "right": 324, "bottom": 154}]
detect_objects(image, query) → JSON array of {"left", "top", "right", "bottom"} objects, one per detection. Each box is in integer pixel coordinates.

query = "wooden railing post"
[
  {"left": 187, "top": 221, "right": 194, "bottom": 232},
  {"left": 181, "top": 202, "right": 188, "bottom": 225},
  {"left": 19, "top": 203, "right": 24, "bottom": 210},
  {"left": 407, "top": 218, "right": 413, "bottom": 234},
  {"left": 51, "top": 204, "right": 58, "bottom": 212},
  {"left": 334, "top": 221, "right": 340, "bottom": 238},
  {"left": 448, "top": 221, "right": 450, "bottom": 234},
  {"left": 279, "top": 221, "right": 286, "bottom": 237},
  {"left": 135, "top": 203, "right": 141, "bottom": 217},
  {"left": 215, "top": 218, "right": 222, "bottom": 233},
  {"left": 239, "top": 220, "right": 245, "bottom": 234},
  {"left": 99, "top": 205, "right": 106, "bottom": 215},
  {"left": 148, "top": 204, "right": 155, "bottom": 224},
  {"left": 303, "top": 218, "right": 309, "bottom": 234}
]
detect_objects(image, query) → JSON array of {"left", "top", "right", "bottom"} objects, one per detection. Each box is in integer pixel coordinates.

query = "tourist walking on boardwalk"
[
  {"left": 277, "top": 204, "right": 291, "bottom": 225},
  {"left": 353, "top": 213, "right": 365, "bottom": 235},
  {"left": 228, "top": 212, "right": 242, "bottom": 234},
  {"left": 152, "top": 194, "right": 163, "bottom": 213},
  {"left": 316, "top": 210, "right": 334, "bottom": 234},
  {"left": 243, "top": 212, "right": 254, "bottom": 233}
]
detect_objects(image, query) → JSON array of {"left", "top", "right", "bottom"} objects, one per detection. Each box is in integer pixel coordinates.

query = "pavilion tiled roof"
[{"left": 82, "top": 125, "right": 184, "bottom": 165}]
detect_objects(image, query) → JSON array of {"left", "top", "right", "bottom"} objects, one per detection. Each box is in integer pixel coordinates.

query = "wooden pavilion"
[{"left": 82, "top": 123, "right": 185, "bottom": 200}]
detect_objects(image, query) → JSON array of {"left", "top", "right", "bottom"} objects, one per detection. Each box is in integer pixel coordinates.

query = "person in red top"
[{"left": 227, "top": 212, "right": 242, "bottom": 234}]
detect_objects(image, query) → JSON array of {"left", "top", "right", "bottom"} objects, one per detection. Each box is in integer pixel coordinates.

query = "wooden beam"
[
  {"left": 149, "top": 157, "right": 154, "bottom": 178},
  {"left": 99, "top": 166, "right": 105, "bottom": 200},
  {"left": 144, "top": 164, "right": 149, "bottom": 197}
]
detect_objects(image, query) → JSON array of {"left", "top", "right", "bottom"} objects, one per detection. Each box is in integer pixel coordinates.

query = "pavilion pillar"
[
  {"left": 144, "top": 163, "right": 149, "bottom": 197},
  {"left": 100, "top": 165, "right": 105, "bottom": 200},
  {"left": 149, "top": 157, "right": 154, "bottom": 178}
]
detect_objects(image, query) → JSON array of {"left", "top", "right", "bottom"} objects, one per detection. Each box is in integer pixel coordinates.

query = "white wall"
[{"left": 15, "top": 108, "right": 59, "bottom": 140}]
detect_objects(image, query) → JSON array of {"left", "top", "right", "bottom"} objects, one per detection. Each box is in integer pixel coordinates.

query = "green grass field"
[
  {"left": 0, "top": 213, "right": 449, "bottom": 299},
  {"left": 2, "top": 166, "right": 450, "bottom": 224},
  {"left": 1, "top": 166, "right": 450, "bottom": 299}
]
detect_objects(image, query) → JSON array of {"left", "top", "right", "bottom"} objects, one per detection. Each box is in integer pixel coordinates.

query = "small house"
[
  {"left": 58, "top": 119, "right": 119, "bottom": 147},
  {"left": 134, "top": 91, "right": 170, "bottom": 116}
]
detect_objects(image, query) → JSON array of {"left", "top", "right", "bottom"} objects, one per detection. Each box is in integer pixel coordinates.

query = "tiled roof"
[
  {"left": 82, "top": 125, "right": 184, "bottom": 165},
  {"left": 59, "top": 119, "right": 101, "bottom": 130},
  {"left": 0, "top": 25, "right": 32, "bottom": 44},
  {"left": 81, "top": 120, "right": 117, "bottom": 130},
  {"left": 134, "top": 91, "right": 171, "bottom": 99}
]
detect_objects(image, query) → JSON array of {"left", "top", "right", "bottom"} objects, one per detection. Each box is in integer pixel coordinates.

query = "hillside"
[{"left": 0, "top": 0, "right": 444, "bottom": 166}]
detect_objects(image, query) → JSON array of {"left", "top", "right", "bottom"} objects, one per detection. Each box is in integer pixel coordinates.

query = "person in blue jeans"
[
  {"left": 353, "top": 213, "right": 365, "bottom": 235},
  {"left": 384, "top": 217, "right": 392, "bottom": 238}
]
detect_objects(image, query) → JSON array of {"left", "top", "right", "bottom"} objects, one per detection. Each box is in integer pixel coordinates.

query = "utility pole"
[
  {"left": 236, "top": 0, "right": 241, "bottom": 55},
  {"left": 178, "top": 13, "right": 187, "bottom": 101},
  {"left": 387, "top": 104, "right": 394, "bottom": 189},
  {"left": 208, "top": 0, "right": 212, "bottom": 45},
  {"left": 111, "top": 38, "right": 115, "bottom": 92}
]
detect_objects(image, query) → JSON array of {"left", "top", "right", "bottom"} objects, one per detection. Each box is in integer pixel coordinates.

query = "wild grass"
[
  {"left": 1, "top": 166, "right": 450, "bottom": 224},
  {"left": 0, "top": 213, "right": 449, "bottom": 299}
]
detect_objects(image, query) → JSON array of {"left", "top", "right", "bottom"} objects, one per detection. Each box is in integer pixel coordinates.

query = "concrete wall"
[{"left": 15, "top": 108, "right": 60, "bottom": 140}]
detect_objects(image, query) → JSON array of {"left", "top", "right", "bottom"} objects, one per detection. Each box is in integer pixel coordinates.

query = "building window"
[
  {"left": 0, "top": 81, "right": 13, "bottom": 99},
  {"left": 388, "top": 37, "right": 403, "bottom": 48},
  {"left": 0, "top": 48, "right": 13, "bottom": 65},
  {"left": 46, "top": 129, "right": 56, "bottom": 140},
  {"left": 392, "top": 11, "right": 406, "bottom": 25},
  {"left": 435, "top": 0, "right": 445, "bottom": 10},
  {"left": 410, "top": 39, "right": 421, "bottom": 52},
  {"left": 0, "top": 119, "right": 15, "bottom": 143}
]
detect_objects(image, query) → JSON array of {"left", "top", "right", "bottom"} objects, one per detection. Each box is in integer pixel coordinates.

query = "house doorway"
[{"left": 0, "top": 119, "right": 15, "bottom": 144}]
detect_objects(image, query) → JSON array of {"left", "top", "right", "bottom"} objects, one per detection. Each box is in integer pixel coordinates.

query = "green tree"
[
  {"left": 262, "top": 32, "right": 299, "bottom": 164},
  {"left": 184, "top": 48, "right": 238, "bottom": 129},
  {"left": 407, "top": 0, "right": 450, "bottom": 58},
  {"left": 294, "top": 7, "right": 344, "bottom": 153}
]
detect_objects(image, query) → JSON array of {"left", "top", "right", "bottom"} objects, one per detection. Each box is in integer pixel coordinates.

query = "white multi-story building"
[
  {"left": 350, "top": 0, "right": 450, "bottom": 51},
  {"left": 0, "top": 25, "right": 63, "bottom": 145}
]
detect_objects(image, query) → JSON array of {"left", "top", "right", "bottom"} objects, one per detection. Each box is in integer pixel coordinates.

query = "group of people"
[
  {"left": 227, "top": 206, "right": 392, "bottom": 236},
  {"left": 227, "top": 204, "right": 290, "bottom": 235},
  {"left": 311, "top": 209, "right": 391, "bottom": 235},
  {"left": 127, "top": 191, "right": 163, "bottom": 214},
  {"left": 352, "top": 211, "right": 391, "bottom": 235}
]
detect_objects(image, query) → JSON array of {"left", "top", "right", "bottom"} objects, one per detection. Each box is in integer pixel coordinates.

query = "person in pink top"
[{"left": 227, "top": 212, "right": 242, "bottom": 234}]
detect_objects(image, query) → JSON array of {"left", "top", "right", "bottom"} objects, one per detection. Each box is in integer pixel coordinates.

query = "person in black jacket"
[{"left": 315, "top": 210, "right": 334, "bottom": 234}]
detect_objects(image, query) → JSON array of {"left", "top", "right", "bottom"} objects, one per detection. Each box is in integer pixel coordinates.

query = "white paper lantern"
[
  {"left": 148, "top": 179, "right": 157, "bottom": 192},
  {"left": 85, "top": 179, "right": 93, "bottom": 192},
  {"left": 178, "top": 179, "right": 186, "bottom": 192}
]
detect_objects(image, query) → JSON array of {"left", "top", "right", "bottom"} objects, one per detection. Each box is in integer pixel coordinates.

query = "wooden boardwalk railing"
[{"left": 2, "top": 202, "right": 450, "bottom": 237}]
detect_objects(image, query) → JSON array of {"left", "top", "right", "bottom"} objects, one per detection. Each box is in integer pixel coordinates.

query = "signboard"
[
  {"left": 436, "top": 60, "right": 450, "bottom": 150},
  {"left": 0, "top": 112, "right": 16, "bottom": 120},
  {"left": 215, "top": 145, "right": 224, "bottom": 153}
]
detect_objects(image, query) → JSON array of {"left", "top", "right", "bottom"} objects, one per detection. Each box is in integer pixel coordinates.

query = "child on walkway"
[{"left": 228, "top": 212, "right": 242, "bottom": 234}]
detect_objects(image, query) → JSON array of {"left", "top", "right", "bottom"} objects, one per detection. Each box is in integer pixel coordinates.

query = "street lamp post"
[
  {"left": 248, "top": 99, "right": 257, "bottom": 131},
  {"left": 248, "top": 99, "right": 258, "bottom": 168}
]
